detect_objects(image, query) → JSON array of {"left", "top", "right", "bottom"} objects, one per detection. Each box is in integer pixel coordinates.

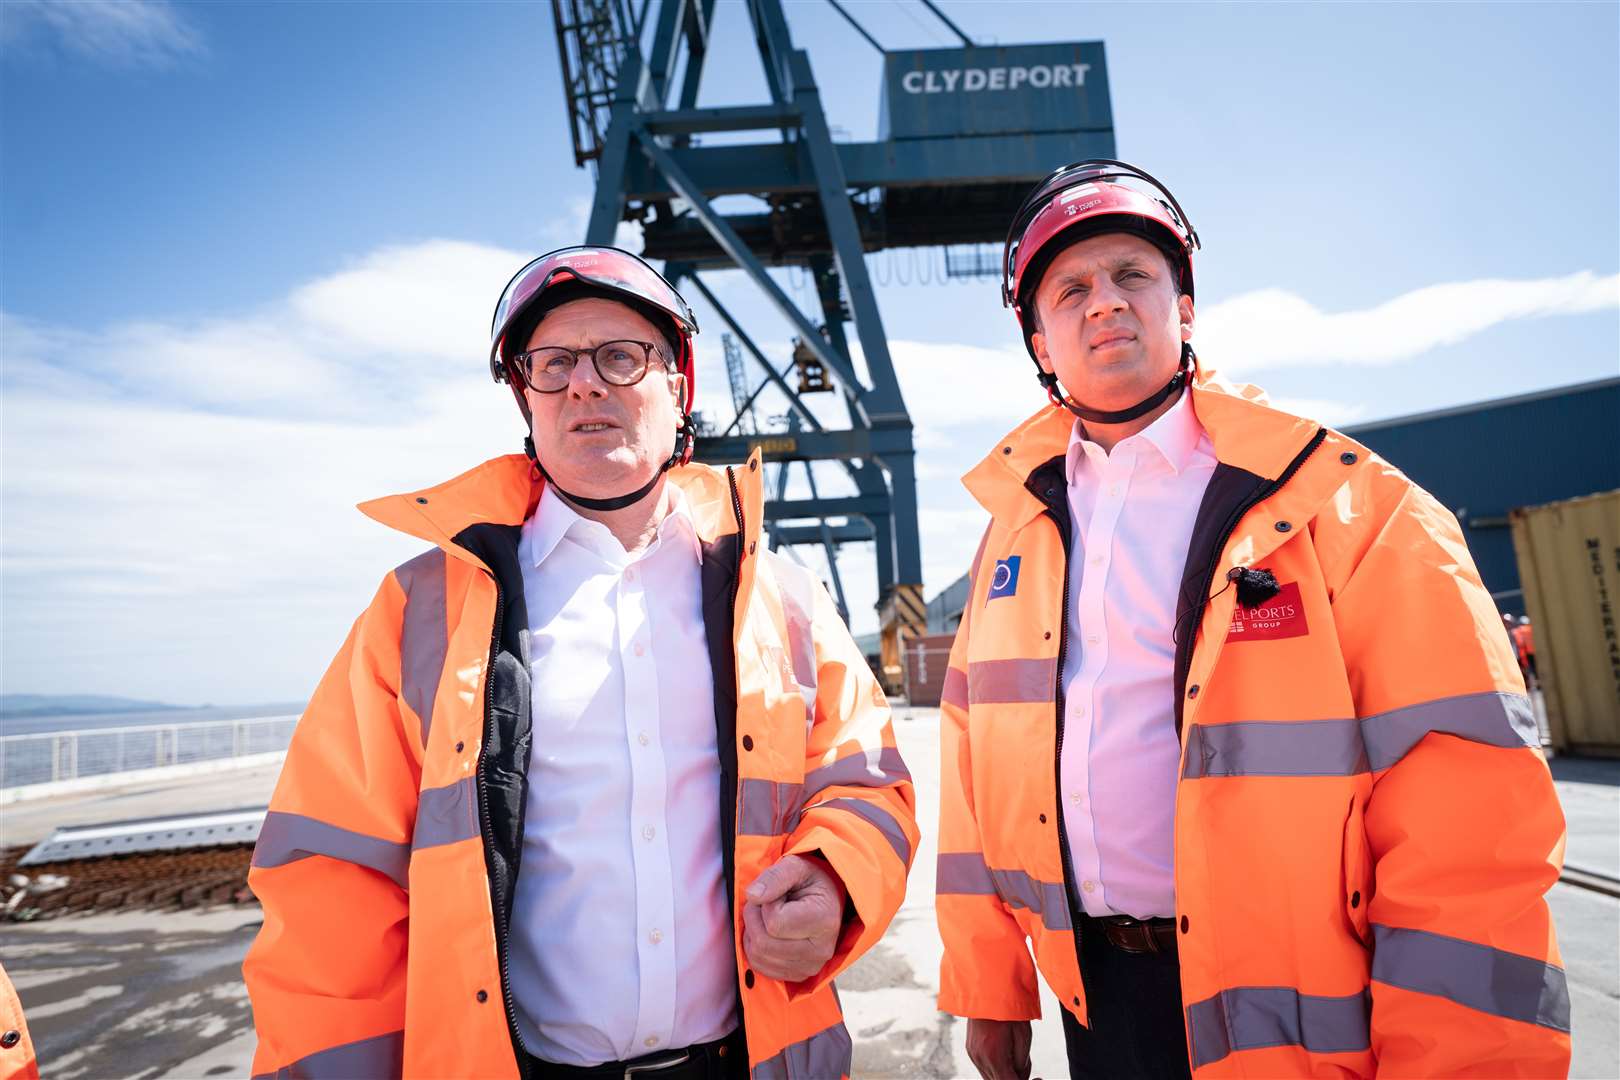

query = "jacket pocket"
[{"left": 1341, "top": 793, "right": 1373, "bottom": 947}]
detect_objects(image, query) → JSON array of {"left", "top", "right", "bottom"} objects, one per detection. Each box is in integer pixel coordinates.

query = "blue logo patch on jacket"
[{"left": 988, "top": 556, "right": 1021, "bottom": 601}]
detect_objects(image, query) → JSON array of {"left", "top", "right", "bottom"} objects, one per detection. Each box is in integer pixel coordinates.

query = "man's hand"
[
  {"left": 741, "top": 853, "right": 847, "bottom": 982},
  {"left": 966, "top": 1018, "right": 1032, "bottom": 1080}
]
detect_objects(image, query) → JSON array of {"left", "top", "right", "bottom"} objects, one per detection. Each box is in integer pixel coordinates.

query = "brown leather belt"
[
  {"left": 528, "top": 1028, "right": 744, "bottom": 1080},
  {"left": 1089, "top": 914, "right": 1179, "bottom": 955}
]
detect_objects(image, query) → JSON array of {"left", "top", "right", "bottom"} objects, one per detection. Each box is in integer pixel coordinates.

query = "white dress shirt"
[
  {"left": 509, "top": 485, "right": 737, "bottom": 1066},
  {"left": 1059, "top": 389, "right": 1217, "bottom": 919}
]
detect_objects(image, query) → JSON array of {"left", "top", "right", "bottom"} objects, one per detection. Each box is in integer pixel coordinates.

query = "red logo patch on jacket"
[
  {"left": 768, "top": 645, "right": 798, "bottom": 692},
  {"left": 1228, "top": 582, "right": 1309, "bottom": 642}
]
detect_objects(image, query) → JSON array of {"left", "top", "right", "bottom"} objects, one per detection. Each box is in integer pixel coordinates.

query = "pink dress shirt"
[{"left": 1059, "top": 389, "right": 1217, "bottom": 918}]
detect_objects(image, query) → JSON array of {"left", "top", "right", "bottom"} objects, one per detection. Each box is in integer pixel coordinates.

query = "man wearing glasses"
[{"left": 244, "top": 247, "right": 917, "bottom": 1080}]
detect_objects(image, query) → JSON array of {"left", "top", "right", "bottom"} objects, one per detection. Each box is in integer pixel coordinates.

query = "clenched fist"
[{"left": 741, "top": 853, "right": 847, "bottom": 982}]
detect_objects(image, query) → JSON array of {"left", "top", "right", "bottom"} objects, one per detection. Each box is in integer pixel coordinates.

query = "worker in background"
[
  {"left": 243, "top": 247, "right": 917, "bottom": 1080},
  {"left": 0, "top": 961, "right": 38, "bottom": 1080},
  {"left": 936, "top": 160, "right": 1569, "bottom": 1079},
  {"left": 1514, "top": 615, "right": 1538, "bottom": 689}
]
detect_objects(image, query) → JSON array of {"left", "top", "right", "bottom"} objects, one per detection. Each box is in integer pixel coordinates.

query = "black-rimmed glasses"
[{"left": 510, "top": 339, "right": 669, "bottom": 393}]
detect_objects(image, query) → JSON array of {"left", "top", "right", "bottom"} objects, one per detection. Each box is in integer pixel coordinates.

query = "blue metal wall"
[{"left": 1344, "top": 378, "right": 1620, "bottom": 613}]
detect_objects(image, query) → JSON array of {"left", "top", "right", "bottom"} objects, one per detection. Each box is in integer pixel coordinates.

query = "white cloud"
[
  {"left": 1197, "top": 271, "right": 1619, "bottom": 370},
  {"left": 6, "top": 254, "right": 1610, "bottom": 699},
  {"left": 290, "top": 240, "right": 523, "bottom": 365},
  {"left": 876, "top": 269, "right": 1618, "bottom": 453},
  {"left": 531, "top": 196, "right": 644, "bottom": 253},
  {"left": 1, "top": 240, "right": 533, "bottom": 703},
  {"left": 3, "top": 0, "right": 205, "bottom": 68},
  {"left": 887, "top": 339, "right": 1037, "bottom": 429}
]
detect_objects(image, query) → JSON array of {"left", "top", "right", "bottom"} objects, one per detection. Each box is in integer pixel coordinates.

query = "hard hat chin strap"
[
  {"left": 1038, "top": 343, "right": 1195, "bottom": 424},
  {"left": 523, "top": 414, "right": 696, "bottom": 513}
]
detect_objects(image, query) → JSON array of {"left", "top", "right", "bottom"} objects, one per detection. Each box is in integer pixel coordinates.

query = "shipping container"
[
  {"left": 1509, "top": 489, "right": 1620, "bottom": 756},
  {"left": 903, "top": 633, "right": 957, "bottom": 707}
]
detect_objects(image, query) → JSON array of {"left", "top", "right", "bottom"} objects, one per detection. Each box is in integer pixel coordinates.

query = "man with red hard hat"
[
  {"left": 244, "top": 246, "right": 917, "bottom": 1079},
  {"left": 935, "top": 162, "right": 1568, "bottom": 1078}
]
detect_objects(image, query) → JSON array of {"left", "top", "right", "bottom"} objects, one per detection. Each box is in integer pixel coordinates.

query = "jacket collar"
[
  {"left": 359, "top": 450, "right": 762, "bottom": 569},
  {"left": 964, "top": 366, "right": 1322, "bottom": 531}
]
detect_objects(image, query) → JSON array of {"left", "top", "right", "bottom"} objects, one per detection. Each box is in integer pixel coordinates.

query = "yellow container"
[{"left": 1510, "top": 489, "right": 1620, "bottom": 755}]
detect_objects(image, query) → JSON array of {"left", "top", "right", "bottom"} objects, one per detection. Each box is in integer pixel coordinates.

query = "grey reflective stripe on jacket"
[
  {"left": 750, "top": 1021, "right": 852, "bottom": 1080},
  {"left": 936, "top": 853, "right": 1072, "bottom": 932},
  {"left": 250, "top": 1030, "right": 404, "bottom": 1080},
  {"left": 1181, "top": 691, "right": 1537, "bottom": 779},
  {"left": 396, "top": 548, "right": 448, "bottom": 748},
  {"left": 1186, "top": 987, "right": 1371, "bottom": 1069},
  {"left": 1371, "top": 924, "right": 1570, "bottom": 1032}
]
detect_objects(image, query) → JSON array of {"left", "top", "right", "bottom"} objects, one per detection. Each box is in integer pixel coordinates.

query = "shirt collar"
[
  {"left": 657, "top": 487, "right": 702, "bottom": 565},
  {"left": 523, "top": 482, "right": 700, "bottom": 570},
  {"left": 1066, "top": 386, "right": 1205, "bottom": 482}
]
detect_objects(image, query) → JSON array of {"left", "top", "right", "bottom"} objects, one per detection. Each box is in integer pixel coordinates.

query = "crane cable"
[{"left": 824, "top": 0, "right": 886, "bottom": 54}]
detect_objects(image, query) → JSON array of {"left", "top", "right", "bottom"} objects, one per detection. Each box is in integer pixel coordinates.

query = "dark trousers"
[
  {"left": 1059, "top": 915, "right": 1192, "bottom": 1080},
  {"left": 527, "top": 1027, "right": 746, "bottom": 1080}
]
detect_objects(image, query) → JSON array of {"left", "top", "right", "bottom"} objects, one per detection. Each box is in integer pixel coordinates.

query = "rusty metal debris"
[{"left": 0, "top": 843, "right": 256, "bottom": 921}]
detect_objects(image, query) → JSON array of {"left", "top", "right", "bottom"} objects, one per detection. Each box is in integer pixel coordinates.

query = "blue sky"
[{"left": 2, "top": 0, "right": 1616, "bottom": 704}]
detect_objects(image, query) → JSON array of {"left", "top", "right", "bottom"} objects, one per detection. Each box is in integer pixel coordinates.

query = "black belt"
[
  {"left": 527, "top": 1028, "right": 745, "bottom": 1080},
  {"left": 1082, "top": 913, "right": 1179, "bottom": 955}
]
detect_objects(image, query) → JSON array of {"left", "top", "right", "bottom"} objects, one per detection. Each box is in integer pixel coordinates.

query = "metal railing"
[{"left": 0, "top": 716, "right": 299, "bottom": 791}]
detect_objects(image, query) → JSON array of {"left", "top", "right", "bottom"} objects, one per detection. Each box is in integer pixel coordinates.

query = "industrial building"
[
  {"left": 923, "top": 376, "right": 1620, "bottom": 631},
  {"left": 1344, "top": 377, "right": 1619, "bottom": 613}
]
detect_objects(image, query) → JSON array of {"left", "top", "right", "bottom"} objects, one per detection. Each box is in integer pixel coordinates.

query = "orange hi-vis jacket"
[
  {"left": 0, "top": 961, "right": 38, "bottom": 1080},
  {"left": 936, "top": 371, "right": 1570, "bottom": 1077},
  {"left": 243, "top": 451, "right": 917, "bottom": 1079}
]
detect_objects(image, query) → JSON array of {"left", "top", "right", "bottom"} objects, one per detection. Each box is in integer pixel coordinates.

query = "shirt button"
[
  {"left": 1108, "top": 485, "right": 1120, "bottom": 497},
  {"left": 1089, "top": 554, "right": 1103, "bottom": 565},
  {"left": 638, "top": 731, "right": 650, "bottom": 746},
  {"left": 645, "top": 1036, "right": 659, "bottom": 1048},
  {"left": 642, "top": 824, "right": 656, "bottom": 841},
  {"left": 625, "top": 568, "right": 636, "bottom": 582},
  {"left": 1082, "top": 880, "right": 1096, "bottom": 893},
  {"left": 1071, "top": 792, "right": 1081, "bottom": 803},
  {"left": 1086, "top": 634, "right": 1100, "bottom": 645},
  {"left": 633, "top": 642, "right": 645, "bottom": 657},
  {"left": 649, "top": 928, "right": 663, "bottom": 944}
]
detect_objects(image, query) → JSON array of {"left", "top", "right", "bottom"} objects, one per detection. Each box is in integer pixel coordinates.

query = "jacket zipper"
[
  {"left": 727, "top": 466, "right": 745, "bottom": 638},
  {"left": 725, "top": 465, "right": 746, "bottom": 916},
  {"left": 1042, "top": 504, "right": 1087, "bottom": 1001},
  {"left": 723, "top": 467, "right": 750, "bottom": 1049},
  {"left": 472, "top": 580, "right": 528, "bottom": 1073},
  {"left": 1175, "top": 427, "right": 1327, "bottom": 731}
]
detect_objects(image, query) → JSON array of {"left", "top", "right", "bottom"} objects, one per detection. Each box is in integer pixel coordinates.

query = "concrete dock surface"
[{"left": 1, "top": 708, "right": 1615, "bottom": 1078}]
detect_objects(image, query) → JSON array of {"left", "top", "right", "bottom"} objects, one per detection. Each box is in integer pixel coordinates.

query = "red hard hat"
[
  {"left": 489, "top": 245, "right": 698, "bottom": 405},
  {"left": 1002, "top": 159, "right": 1200, "bottom": 360}
]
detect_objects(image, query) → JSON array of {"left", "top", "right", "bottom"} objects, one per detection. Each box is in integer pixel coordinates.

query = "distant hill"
[{"left": 0, "top": 694, "right": 200, "bottom": 718}]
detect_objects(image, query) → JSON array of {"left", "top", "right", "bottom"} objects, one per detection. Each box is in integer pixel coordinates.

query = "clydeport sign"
[{"left": 880, "top": 42, "right": 1113, "bottom": 141}]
